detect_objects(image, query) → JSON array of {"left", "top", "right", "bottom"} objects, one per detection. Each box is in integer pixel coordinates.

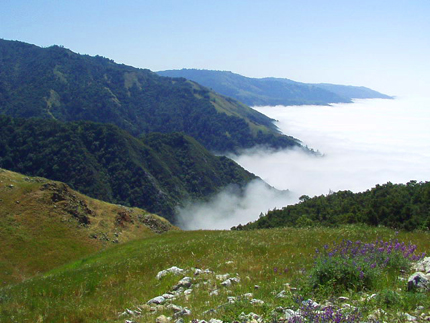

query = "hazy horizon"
[
  {"left": 2, "top": 1, "right": 430, "bottom": 97},
  {"left": 178, "top": 96, "right": 430, "bottom": 229}
]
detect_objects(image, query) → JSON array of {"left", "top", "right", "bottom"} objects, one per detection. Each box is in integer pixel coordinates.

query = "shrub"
[{"left": 309, "top": 239, "right": 425, "bottom": 293}]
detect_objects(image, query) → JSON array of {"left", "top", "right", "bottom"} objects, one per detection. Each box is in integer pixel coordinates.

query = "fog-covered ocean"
[{"left": 178, "top": 97, "right": 430, "bottom": 229}]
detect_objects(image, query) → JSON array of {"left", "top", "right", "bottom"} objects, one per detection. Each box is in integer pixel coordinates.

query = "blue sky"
[{"left": 2, "top": 0, "right": 429, "bottom": 96}]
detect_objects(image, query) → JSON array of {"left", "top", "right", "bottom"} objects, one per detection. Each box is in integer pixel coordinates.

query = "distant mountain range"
[
  {"left": 0, "top": 39, "right": 299, "bottom": 153},
  {"left": 157, "top": 69, "right": 393, "bottom": 106}
]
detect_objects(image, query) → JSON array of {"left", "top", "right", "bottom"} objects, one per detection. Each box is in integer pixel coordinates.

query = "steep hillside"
[
  {"left": 234, "top": 181, "right": 430, "bottom": 231},
  {"left": 0, "top": 116, "right": 256, "bottom": 222},
  {"left": 0, "top": 39, "right": 299, "bottom": 152},
  {"left": 0, "top": 168, "right": 177, "bottom": 286},
  {"left": 157, "top": 69, "right": 393, "bottom": 106}
]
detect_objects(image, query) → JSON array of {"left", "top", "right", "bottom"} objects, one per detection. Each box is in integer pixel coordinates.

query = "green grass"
[
  {"left": 0, "top": 169, "right": 177, "bottom": 287},
  {"left": 1, "top": 225, "right": 429, "bottom": 322}
]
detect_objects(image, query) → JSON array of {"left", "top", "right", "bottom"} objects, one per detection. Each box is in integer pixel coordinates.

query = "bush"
[{"left": 309, "top": 239, "right": 425, "bottom": 293}]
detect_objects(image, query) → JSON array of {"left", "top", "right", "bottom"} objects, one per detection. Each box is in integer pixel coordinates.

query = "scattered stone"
[
  {"left": 147, "top": 296, "right": 166, "bottom": 305},
  {"left": 242, "top": 292, "right": 253, "bottom": 299},
  {"left": 276, "top": 290, "right": 287, "bottom": 298},
  {"left": 125, "top": 320, "right": 136, "bottom": 323},
  {"left": 184, "top": 289, "right": 193, "bottom": 295},
  {"left": 208, "top": 319, "right": 223, "bottom": 323},
  {"left": 174, "top": 319, "right": 184, "bottom": 323},
  {"left": 194, "top": 268, "right": 203, "bottom": 276},
  {"left": 126, "top": 308, "right": 140, "bottom": 316},
  {"left": 156, "top": 266, "right": 185, "bottom": 280},
  {"left": 166, "top": 304, "right": 183, "bottom": 313},
  {"left": 402, "top": 312, "right": 417, "bottom": 321},
  {"left": 225, "top": 261, "right": 234, "bottom": 265},
  {"left": 413, "top": 257, "right": 430, "bottom": 273},
  {"left": 8, "top": 184, "right": 14, "bottom": 188},
  {"left": 162, "top": 293, "right": 176, "bottom": 300},
  {"left": 221, "top": 279, "right": 232, "bottom": 287},
  {"left": 216, "top": 274, "right": 229, "bottom": 281},
  {"left": 254, "top": 285, "right": 260, "bottom": 289},
  {"left": 250, "top": 299, "right": 264, "bottom": 306},
  {"left": 408, "top": 272, "right": 430, "bottom": 291},
  {"left": 173, "top": 307, "right": 191, "bottom": 318},
  {"left": 173, "top": 277, "right": 192, "bottom": 290},
  {"left": 367, "top": 293, "right": 377, "bottom": 300},
  {"left": 302, "top": 299, "right": 320, "bottom": 309},
  {"left": 209, "top": 289, "right": 219, "bottom": 296},
  {"left": 156, "top": 315, "right": 170, "bottom": 323},
  {"left": 338, "top": 296, "right": 349, "bottom": 302},
  {"left": 230, "top": 276, "right": 240, "bottom": 283},
  {"left": 227, "top": 296, "right": 236, "bottom": 303}
]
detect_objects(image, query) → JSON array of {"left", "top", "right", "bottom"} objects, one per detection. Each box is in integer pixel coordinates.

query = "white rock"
[
  {"left": 147, "top": 296, "right": 166, "bottom": 305},
  {"left": 209, "top": 289, "right": 219, "bottom": 296},
  {"left": 216, "top": 274, "right": 229, "bottom": 281},
  {"left": 302, "top": 299, "right": 320, "bottom": 308},
  {"left": 408, "top": 272, "right": 430, "bottom": 291},
  {"left": 413, "top": 257, "right": 430, "bottom": 273},
  {"left": 221, "top": 279, "right": 232, "bottom": 287},
  {"left": 156, "top": 266, "right": 185, "bottom": 280},
  {"left": 242, "top": 293, "right": 253, "bottom": 299},
  {"left": 166, "top": 304, "right": 183, "bottom": 312},
  {"left": 230, "top": 276, "right": 240, "bottom": 283},
  {"left": 184, "top": 289, "right": 193, "bottom": 295},
  {"left": 208, "top": 319, "right": 223, "bottom": 323},
  {"left": 156, "top": 315, "right": 170, "bottom": 323},
  {"left": 403, "top": 312, "right": 417, "bottom": 321},
  {"left": 276, "top": 290, "right": 287, "bottom": 298},
  {"left": 250, "top": 299, "right": 264, "bottom": 305},
  {"left": 227, "top": 296, "right": 236, "bottom": 303}
]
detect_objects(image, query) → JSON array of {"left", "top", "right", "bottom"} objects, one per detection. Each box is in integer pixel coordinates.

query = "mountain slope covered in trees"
[
  {"left": 234, "top": 181, "right": 430, "bottom": 231},
  {"left": 0, "top": 116, "right": 256, "bottom": 222},
  {"left": 157, "top": 69, "right": 393, "bottom": 106},
  {"left": 0, "top": 39, "right": 299, "bottom": 152}
]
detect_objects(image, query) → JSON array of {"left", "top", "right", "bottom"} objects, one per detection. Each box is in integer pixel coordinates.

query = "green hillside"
[
  {"left": 0, "top": 168, "right": 177, "bottom": 286},
  {"left": 0, "top": 39, "right": 299, "bottom": 152},
  {"left": 0, "top": 116, "right": 256, "bottom": 222},
  {"left": 157, "top": 69, "right": 393, "bottom": 106},
  {"left": 0, "top": 225, "right": 428, "bottom": 322},
  {"left": 235, "top": 181, "right": 430, "bottom": 231}
]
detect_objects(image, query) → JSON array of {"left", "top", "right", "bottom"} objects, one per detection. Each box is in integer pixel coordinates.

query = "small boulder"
[
  {"left": 147, "top": 296, "right": 166, "bottom": 305},
  {"left": 408, "top": 272, "right": 430, "bottom": 291},
  {"left": 156, "top": 266, "right": 185, "bottom": 280},
  {"left": 156, "top": 315, "right": 170, "bottom": 323}
]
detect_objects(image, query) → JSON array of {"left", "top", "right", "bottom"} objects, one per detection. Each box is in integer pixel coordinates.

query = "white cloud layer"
[{"left": 178, "top": 97, "right": 430, "bottom": 230}]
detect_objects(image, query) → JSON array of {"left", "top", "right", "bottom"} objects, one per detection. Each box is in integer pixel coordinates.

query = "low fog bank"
[
  {"left": 176, "top": 179, "right": 296, "bottom": 230},
  {"left": 178, "top": 97, "right": 430, "bottom": 230},
  {"left": 235, "top": 97, "right": 430, "bottom": 196}
]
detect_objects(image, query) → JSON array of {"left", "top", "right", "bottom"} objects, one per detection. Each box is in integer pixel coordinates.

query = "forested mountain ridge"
[
  {"left": 157, "top": 69, "right": 393, "bottom": 106},
  {"left": 0, "top": 39, "right": 300, "bottom": 152},
  {"left": 0, "top": 116, "right": 256, "bottom": 222},
  {"left": 234, "top": 181, "right": 430, "bottom": 231}
]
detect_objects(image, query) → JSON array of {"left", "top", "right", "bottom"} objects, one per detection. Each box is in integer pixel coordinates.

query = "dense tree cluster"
[
  {"left": 234, "top": 181, "right": 430, "bottom": 231},
  {"left": 0, "top": 116, "right": 255, "bottom": 222}
]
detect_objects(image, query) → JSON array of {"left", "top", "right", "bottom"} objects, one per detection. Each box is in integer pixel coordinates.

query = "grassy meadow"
[{"left": 1, "top": 225, "right": 429, "bottom": 322}]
